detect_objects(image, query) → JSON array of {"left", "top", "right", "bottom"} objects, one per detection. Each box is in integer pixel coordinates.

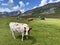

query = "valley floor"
[{"left": 0, "top": 17, "right": 60, "bottom": 45}]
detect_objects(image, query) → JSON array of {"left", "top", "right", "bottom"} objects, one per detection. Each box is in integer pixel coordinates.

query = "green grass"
[{"left": 0, "top": 17, "right": 60, "bottom": 45}]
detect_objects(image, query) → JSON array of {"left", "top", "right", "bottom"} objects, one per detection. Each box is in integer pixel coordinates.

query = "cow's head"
[
  {"left": 24, "top": 27, "right": 32, "bottom": 35},
  {"left": 28, "top": 27, "right": 32, "bottom": 34}
]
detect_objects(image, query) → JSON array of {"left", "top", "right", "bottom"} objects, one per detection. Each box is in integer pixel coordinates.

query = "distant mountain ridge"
[
  {"left": 0, "top": 10, "right": 21, "bottom": 17},
  {"left": 24, "top": 2, "right": 60, "bottom": 16}
]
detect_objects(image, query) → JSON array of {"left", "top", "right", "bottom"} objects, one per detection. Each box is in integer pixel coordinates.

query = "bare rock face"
[{"left": 41, "top": 7, "right": 55, "bottom": 14}]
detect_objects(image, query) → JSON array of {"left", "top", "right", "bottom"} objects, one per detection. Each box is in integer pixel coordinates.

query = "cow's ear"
[
  {"left": 29, "top": 27, "right": 32, "bottom": 30},
  {"left": 24, "top": 27, "right": 26, "bottom": 30},
  {"left": 28, "top": 27, "right": 32, "bottom": 34}
]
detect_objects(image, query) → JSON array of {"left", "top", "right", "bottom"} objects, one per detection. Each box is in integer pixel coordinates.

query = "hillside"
[{"left": 23, "top": 2, "right": 60, "bottom": 18}]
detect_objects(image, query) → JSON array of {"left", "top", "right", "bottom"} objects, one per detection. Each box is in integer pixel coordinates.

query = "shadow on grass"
[
  {"left": 28, "top": 36, "right": 36, "bottom": 44},
  {"left": 16, "top": 35, "right": 36, "bottom": 44}
]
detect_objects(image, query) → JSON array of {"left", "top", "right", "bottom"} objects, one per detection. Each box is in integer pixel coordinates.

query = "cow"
[
  {"left": 27, "top": 18, "right": 33, "bottom": 22},
  {"left": 9, "top": 22, "right": 32, "bottom": 41}
]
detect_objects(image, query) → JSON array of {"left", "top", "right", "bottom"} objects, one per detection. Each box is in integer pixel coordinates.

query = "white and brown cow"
[{"left": 9, "top": 22, "right": 32, "bottom": 41}]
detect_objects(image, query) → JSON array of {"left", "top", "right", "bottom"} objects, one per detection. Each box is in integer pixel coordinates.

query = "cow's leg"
[
  {"left": 21, "top": 33, "right": 24, "bottom": 41},
  {"left": 25, "top": 31, "right": 28, "bottom": 39},
  {"left": 11, "top": 31, "right": 16, "bottom": 39}
]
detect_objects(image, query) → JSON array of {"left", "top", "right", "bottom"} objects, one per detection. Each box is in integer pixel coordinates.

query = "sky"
[{"left": 0, "top": 0, "right": 60, "bottom": 13}]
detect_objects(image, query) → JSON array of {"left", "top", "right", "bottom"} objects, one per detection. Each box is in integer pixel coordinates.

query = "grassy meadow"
[{"left": 0, "top": 17, "right": 60, "bottom": 45}]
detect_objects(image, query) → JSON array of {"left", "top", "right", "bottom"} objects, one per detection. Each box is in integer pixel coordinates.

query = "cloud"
[
  {"left": 1, "top": 0, "right": 14, "bottom": 6},
  {"left": 48, "top": 0, "right": 54, "bottom": 3},
  {"left": 0, "top": 8, "right": 4, "bottom": 12},
  {"left": 19, "top": 1, "right": 26, "bottom": 13},
  {"left": 12, "top": 5, "right": 25, "bottom": 13},
  {"left": 1, "top": 3, "right": 8, "bottom": 6},
  {"left": 8, "top": 0, "right": 14, "bottom": 4},
  {"left": 0, "top": 5, "right": 20, "bottom": 12},
  {"left": 0, "top": 5, "right": 19, "bottom": 12},
  {"left": 1, "top": 1, "right": 26, "bottom": 13},
  {"left": 48, "top": 0, "right": 60, "bottom": 3},
  {"left": 32, "top": 6, "right": 38, "bottom": 9},
  {"left": 20, "top": 9, "right": 25, "bottom": 13},
  {"left": 12, "top": 5, "right": 19, "bottom": 11},
  {"left": 0, "top": 8, "right": 12, "bottom": 12},
  {"left": 19, "top": 1, "right": 25, "bottom": 8},
  {"left": 54, "top": 0, "right": 60, "bottom": 2},
  {"left": 4, "top": 8, "right": 12, "bottom": 12},
  {"left": 38, "top": 0, "right": 60, "bottom": 7},
  {"left": 39, "top": 0, "right": 47, "bottom": 7},
  {"left": 26, "top": 2, "right": 29, "bottom": 5}
]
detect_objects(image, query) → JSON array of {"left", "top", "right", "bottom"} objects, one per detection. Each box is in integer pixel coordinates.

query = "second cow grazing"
[
  {"left": 27, "top": 18, "right": 33, "bottom": 22},
  {"left": 9, "top": 22, "right": 32, "bottom": 41}
]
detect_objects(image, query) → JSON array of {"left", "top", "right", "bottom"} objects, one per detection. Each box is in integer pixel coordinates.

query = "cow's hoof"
[{"left": 21, "top": 39, "right": 23, "bottom": 41}]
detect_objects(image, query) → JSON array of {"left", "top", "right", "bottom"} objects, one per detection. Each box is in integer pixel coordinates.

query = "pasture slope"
[{"left": 0, "top": 17, "right": 60, "bottom": 45}]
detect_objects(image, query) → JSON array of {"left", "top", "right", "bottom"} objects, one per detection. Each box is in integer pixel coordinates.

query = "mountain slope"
[{"left": 24, "top": 2, "right": 60, "bottom": 18}]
